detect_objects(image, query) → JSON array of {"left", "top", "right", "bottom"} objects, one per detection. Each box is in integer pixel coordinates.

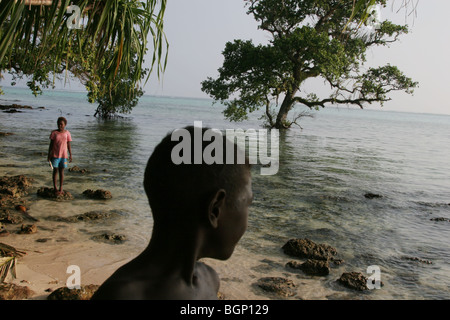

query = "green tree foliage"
[
  {"left": 0, "top": 0, "right": 167, "bottom": 118},
  {"left": 202, "top": 0, "right": 418, "bottom": 129}
]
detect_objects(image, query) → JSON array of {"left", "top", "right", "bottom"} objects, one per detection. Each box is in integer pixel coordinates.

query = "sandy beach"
[
  {"left": 0, "top": 173, "right": 289, "bottom": 300},
  {"left": 0, "top": 181, "right": 336, "bottom": 301},
  {"left": 1, "top": 221, "right": 296, "bottom": 300}
]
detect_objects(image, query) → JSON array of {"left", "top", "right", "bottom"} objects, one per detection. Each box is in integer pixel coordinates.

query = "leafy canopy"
[
  {"left": 202, "top": 0, "right": 418, "bottom": 129},
  {"left": 0, "top": 0, "right": 168, "bottom": 118}
]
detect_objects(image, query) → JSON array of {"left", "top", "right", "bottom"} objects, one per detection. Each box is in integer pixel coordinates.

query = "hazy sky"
[{"left": 145, "top": 0, "right": 450, "bottom": 116}]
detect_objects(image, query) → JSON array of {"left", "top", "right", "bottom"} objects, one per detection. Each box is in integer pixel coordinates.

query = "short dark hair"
[
  {"left": 144, "top": 126, "right": 251, "bottom": 223},
  {"left": 57, "top": 117, "right": 67, "bottom": 125}
]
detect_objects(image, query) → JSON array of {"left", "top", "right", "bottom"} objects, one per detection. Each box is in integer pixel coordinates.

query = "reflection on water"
[{"left": 79, "top": 119, "right": 140, "bottom": 184}]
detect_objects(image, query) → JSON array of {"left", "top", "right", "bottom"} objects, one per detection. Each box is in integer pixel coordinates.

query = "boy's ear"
[{"left": 208, "top": 189, "right": 226, "bottom": 229}]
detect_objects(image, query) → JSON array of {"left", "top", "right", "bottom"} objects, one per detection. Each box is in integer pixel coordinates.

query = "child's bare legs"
[
  {"left": 52, "top": 168, "right": 58, "bottom": 193},
  {"left": 52, "top": 167, "right": 65, "bottom": 195}
]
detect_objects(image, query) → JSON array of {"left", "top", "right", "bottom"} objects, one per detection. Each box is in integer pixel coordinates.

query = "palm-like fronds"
[
  {"left": 0, "top": 0, "right": 167, "bottom": 110},
  {"left": 0, "top": 242, "right": 25, "bottom": 283},
  {"left": 0, "top": 242, "right": 26, "bottom": 258},
  {"left": 0, "top": 257, "right": 17, "bottom": 283}
]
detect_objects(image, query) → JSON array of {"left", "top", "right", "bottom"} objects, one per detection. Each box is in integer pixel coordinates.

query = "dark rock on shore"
[
  {"left": 37, "top": 187, "right": 74, "bottom": 200},
  {"left": 0, "top": 177, "right": 34, "bottom": 231},
  {"left": 0, "top": 103, "right": 33, "bottom": 110},
  {"left": 282, "top": 238, "right": 337, "bottom": 261},
  {"left": 0, "top": 175, "right": 33, "bottom": 201},
  {"left": 91, "top": 232, "right": 126, "bottom": 244},
  {"left": 430, "top": 217, "right": 450, "bottom": 222},
  {"left": 47, "top": 284, "right": 99, "bottom": 300},
  {"left": 0, "top": 222, "right": 8, "bottom": 237},
  {"left": 0, "top": 210, "right": 24, "bottom": 224},
  {"left": 255, "top": 277, "right": 297, "bottom": 297},
  {"left": 83, "top": 189, "right": 112, "bottom": 200},
  {"left": 44, "top": 210, "right": 120, "bottom": 223},
  {"left": 0, "top": 283, "right": 35, "bottom": 300},
  {"left": 3, "top": 109, "right": 22, "bottom": 113},
  {"left": 403, "top": 256, "right": 433, "bottom": 264},
  {"left": 286, "top": 259, "right": 330, "bottom": 276},
  {"left": 337, "top": 272, "right": 368, "bottom": 291},
  {"left": 17, "top": 224, "right": 37, "bottom": 234},
  {"left": 68, "top": 166, "right": 89, "bottom": 174},
  {"left": 364, "top": 193, "right": 383, "bottom": 199}
]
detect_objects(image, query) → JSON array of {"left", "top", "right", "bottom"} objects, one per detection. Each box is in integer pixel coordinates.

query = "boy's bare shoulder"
[
  {"left": 92, "top": 261, "right": 220, "bottom": 300},
  {"left": 196, "top": 261, "right": 220, "bottom": 291}
]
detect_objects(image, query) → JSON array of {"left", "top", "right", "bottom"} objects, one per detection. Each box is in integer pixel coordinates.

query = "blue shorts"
[{"left": 51, "top": 157, "right": 68, "bottom": 169}]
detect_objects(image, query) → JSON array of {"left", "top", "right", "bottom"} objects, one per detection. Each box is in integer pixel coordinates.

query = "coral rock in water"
[
  {"left": 0, "top": 283, "right": 35, "bottom": 300},
  {"left": 47, "top": 284, "right": 99, "bottom": 300},
  {"left": 337, "top": 272, "right": 368, "bottom": 291},
  {"left": 37, "top": 187, "right": 74, "bottom": 200},
  {"left": 256, "top": 277, "right": 297, "bottom": 297},
  {"left": 286, "top": 259, "right": 330, "bottom": 276},
  {"left": 83, "top": 189, "right": 112, "bottom": 200},
  {"left": 282, "top": 238, "right": 337, "bottom": 261}
]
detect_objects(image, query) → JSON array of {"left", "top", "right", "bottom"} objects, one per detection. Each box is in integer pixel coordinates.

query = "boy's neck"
[{"left": 142, "top": 225, "right": 205, "bottom": 285}]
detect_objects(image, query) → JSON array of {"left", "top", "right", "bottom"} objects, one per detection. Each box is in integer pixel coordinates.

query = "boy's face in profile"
[{"left": 214, "top": 169, "right": 253, "bottom": 260}]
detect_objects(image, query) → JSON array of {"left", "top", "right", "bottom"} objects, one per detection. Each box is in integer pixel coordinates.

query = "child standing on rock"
[{"left": 47, "top": 117, "right": 72, "bottom": 195}]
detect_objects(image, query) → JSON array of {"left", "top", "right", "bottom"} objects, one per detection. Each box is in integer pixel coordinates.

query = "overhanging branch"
[{"left": 293, "top": 96, "right": 389, "bottom": 109}]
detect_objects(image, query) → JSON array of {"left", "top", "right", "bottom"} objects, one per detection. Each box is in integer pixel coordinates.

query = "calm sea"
[{"left": 1, "top": 86, "right": 449, "bottom": 299}]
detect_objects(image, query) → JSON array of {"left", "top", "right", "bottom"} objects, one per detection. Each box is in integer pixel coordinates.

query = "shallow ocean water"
[{"left": 1, "top": 86, "right": 449, "bottom": 299}]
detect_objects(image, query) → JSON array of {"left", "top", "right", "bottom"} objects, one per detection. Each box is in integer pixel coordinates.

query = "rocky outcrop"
[
  {"left": 0, "top": 103, "right": 33, "bottom": 111},
  {"left": 0, "top": 211, "right": 24, "bottom": 225},
  {"left": 430, "top": 217, "right": 450, "bottom": 222},
  {"left": 286, "top": 259, "right": 330, "bottom": 276},
  {"left": 17, "top": 224, "right": 37, "bottom": 234},
  {"left": 0, "top": 176, "right": 35, "bottom": 233},
  {"left": 0, "top": 283, "right": 35, "bottom": 300},
  {"left": 282, "top": 238, "right": 337, "bottom": 261},
  {"left": 68, "top": 166, "right": 89, "bottom": 174},
  {"left": 0, "top": 175, "right": 33, "bottom": 204},
  {"left": 82, "top": 189, "right": 112, "bottom": 200},
  {"left": 91, "top": 232, "right": 126, "bottom": 244},
  {"left": 37, "top": 187, "right": 74, "bottom": 200},
  {"left": 47, "top": 284, "right": 99, "bottom": 300},
  {"left": 255, "top": 277, "right": 297, "bottom": 297},
  {"left": 44, "top": 210, "right": 120, "bottom": 223},
  {"left": 337, "top": 272, "right": 368, "bottom": 291},
  {"left": 403, "top": 256, "right": 433, "bottom": 264},
  {"left": 364, "top": 193, "right": 383, "bottom": 199}
]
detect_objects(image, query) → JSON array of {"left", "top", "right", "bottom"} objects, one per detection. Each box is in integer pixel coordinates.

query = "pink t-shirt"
[{"left": 50, "top": 130, "right": 72, "bottom": 159}]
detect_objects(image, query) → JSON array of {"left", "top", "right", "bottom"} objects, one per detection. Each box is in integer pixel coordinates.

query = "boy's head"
[{"left": 144, "top": 126, "right": 252, "bottom": 260}]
